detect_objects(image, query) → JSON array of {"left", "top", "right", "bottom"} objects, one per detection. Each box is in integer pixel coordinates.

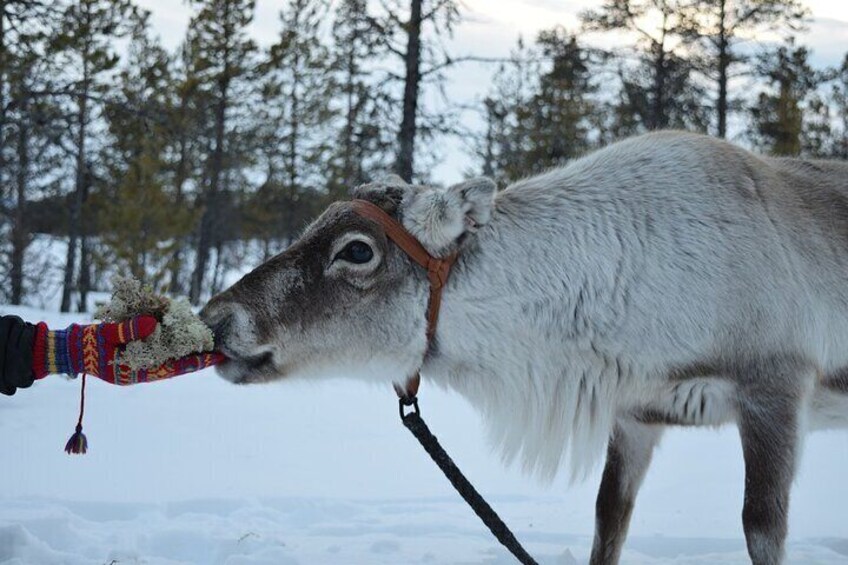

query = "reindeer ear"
[
  {"left": 450, "top": 177, "right": 497, "bottom": 230},
  {"left": 353, "top": 175, "right": 413, "bottom": 213},
  {"left": 402, "top": 177, "right": 497, "bottom": 255}
]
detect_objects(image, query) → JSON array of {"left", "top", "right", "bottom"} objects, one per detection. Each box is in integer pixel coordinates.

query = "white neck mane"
[{"left": 423, "top": 161, "right": 651, "bottom": 481}]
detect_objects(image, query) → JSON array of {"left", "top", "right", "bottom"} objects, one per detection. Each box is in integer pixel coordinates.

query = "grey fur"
[
  {"left": 202, "top": 131, "right": 848, "bottom": 564},
  {"left": 591, "top": 421, "right": 662, "bottom": 565}
]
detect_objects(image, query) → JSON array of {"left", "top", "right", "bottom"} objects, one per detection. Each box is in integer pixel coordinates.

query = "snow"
[{"left": 3, "top": 304, "right": 848, "bottom": 564}]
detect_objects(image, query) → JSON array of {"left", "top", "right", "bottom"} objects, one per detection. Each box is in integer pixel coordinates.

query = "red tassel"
[{"left": 65, "top": 373, "right": 88, "bottom": 455}]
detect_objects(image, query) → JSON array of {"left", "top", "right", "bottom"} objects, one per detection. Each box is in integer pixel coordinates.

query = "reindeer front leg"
[
  {"left": 590, "top": 419, "right": 663, "bottom": 565},
  {"left": 737, "top": 368, "right": 808, "bottom": 565}
]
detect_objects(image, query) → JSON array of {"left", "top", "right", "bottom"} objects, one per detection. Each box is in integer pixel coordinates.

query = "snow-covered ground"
[{"left": 3, "top": 305, "right": 848, "bottom": 564}]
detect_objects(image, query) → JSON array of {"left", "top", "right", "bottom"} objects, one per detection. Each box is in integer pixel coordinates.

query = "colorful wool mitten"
[
  {"left": 31, "top": 316, "right": 225, "bottom": 385},
  {"left": 30, "top": 316, "right": 225, "bottom": 455}
]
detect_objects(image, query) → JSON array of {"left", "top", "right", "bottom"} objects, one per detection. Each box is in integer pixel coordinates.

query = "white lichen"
[{"left": 95, "top": 276, "right": 215, "bottom": 370}]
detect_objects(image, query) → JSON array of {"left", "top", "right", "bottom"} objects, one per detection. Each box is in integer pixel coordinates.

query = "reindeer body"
[
  {"left": 204, "top": 131, "right": 848, "bottom": 564},
  {"left": 433, "top": 130, "right": 848, "bottom": 465}
]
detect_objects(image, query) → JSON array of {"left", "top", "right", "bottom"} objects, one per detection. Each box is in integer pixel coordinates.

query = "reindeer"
[{"left": 201, "top": 131, "right": 848, "bottom": 564}]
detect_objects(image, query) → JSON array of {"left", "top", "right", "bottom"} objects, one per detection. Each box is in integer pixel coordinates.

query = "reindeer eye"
[{"left": 335, "top": 240, "right": 374, "bottom": 264}]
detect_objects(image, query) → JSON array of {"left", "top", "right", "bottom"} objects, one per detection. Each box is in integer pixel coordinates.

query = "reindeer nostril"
[
  {"left": 200, "top": 303, "right": 234, "bottom": 349},
  {"left": 211, "top": 315, "right": 233, "bottom": 350}
]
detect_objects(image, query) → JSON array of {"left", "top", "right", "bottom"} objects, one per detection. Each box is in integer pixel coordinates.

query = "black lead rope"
[{"left": 399, "top": 398, "right": 539, "bottom": 565}]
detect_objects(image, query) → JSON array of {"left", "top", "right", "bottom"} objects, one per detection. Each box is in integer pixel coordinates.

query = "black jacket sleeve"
[{"left": 0, "top": 315, "right": 36, "bottom": 396}]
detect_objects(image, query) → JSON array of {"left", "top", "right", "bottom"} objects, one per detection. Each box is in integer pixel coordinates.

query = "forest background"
[{"left": 1, "top": 0, "right": 846, "bottom": 310}]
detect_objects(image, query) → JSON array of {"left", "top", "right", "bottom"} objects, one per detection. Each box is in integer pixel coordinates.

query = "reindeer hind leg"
[{"left": 736, "top": 358, "right": 812, "bottom": 565}]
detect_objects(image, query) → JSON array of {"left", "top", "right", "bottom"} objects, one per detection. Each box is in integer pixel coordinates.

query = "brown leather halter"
[{"left": 350, "top": 199, "right": 458, "bottom": 401}]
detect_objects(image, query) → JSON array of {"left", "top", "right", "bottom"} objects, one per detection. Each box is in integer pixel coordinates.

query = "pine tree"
[
  {"left": 681, "top": 0, "right": 808, "bottom": 138},
  {"left": 253, "top": 0, "right": 336, "bottom": 245},
  {"left": 164, "top": 42, "right": 205, "bottom": 294},
  {"left": 479, "top": 31, "right": 600, "bottom": 183},
  {"left": 805, "top": 53, "right": 848, "bottom": 160},
  {"left": 830, "top": 54, "right": 848, "bottom": 159},
  {"left": 486, "top": 39, "right": 542, "bottom": 184},
  {"left": 476, "top": 38, "right": 540, "bottom": 185},
  {"left": 749, "top": 40, "right": 822, "bottom": 156},
  {"left": 613, "top": 50, "right": 710, "bottom": 134},
  {"left": 0, "top": 0, "right": 55, "bottom": 304},
  {"left": 479, "top": 97, "right": 502, "bottom": 180},
  {"left": 185, "top": 0, "right": 256, "bottom": 304},
  {"left": 525, "top": 29, "right": 598, "bottom": 168},
  {"left": 95, "top": 11, "right": 194, "bottom": 288},
  {"left": 582, "top": 0, "right": 703, "bottom": 131},
  {"left": 0, "top": 2, "right": 50, "bottom": 203},
  {"left": 368, "top": 0, "right": 461, "bottom": 182},
  {"left": 328, "top": 0, "right": 392, "bottom": 196},
  {"left": 49, "top": 0, "right": 136, "bottom": 312}
]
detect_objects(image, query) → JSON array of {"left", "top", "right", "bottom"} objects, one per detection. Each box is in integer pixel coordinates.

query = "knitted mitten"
[
  {"left": 32, "top": 316, "right": 225, "bottom": 385},
  {"left": 30, "top": 316, "right": 225, "bottom": 454}
]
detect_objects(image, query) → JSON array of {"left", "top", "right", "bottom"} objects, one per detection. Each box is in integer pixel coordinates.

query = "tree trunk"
[
  {"left": 342, "top": 46, "right": 356, "bottom": 190},
  {"left": 190, "top": 0, "right": 236, "bottom": 305},
  {"left": 169, "top": 97, "right": 190, "bottom": 295},
  {"left": 482, "top": 100, "right": 496, "bottom": 178},
  {"left": 651, "top": 50, "right": 666, "bottom": 129},
  {"left": 286, "top": 39, "right": 300, "bottom": 242},
  {"left": 10, "top": 93, "right": 28, "bottom": 305},
  {"left": 651, "top": 19, "right": 668, "bottom": 130},
  {"left": 170, "top": 246, "right": 184, "bottom": 294},
  {"left": 0, "top": 1, "right": 15, "bottom": 304},
  {"left": 77, "top": 171, "right": 91, "bottom": 312},
  {"left": 60, "top": 235, "right": 77, "bottom": 312},
  {"left": 716, "top": 0, "right": 729, "bottom": 138},
  {"left": 190, "top": 73, "right": 229, "bottom": 304},
  {"left": 61, "top": 82, "right": 88, "bottom": 312},
  {"left": 62, "top": 3, "right": 95, "bottom": 312},
  {"left": 0, "top": 1, "right": 7, "bottom": 230},
  {"left": 78, "top": 240, "right": 90, "bottom": 311},
  {"left": 775, "top": 81, "right": 801, "bottom": 156},
  {"left": 395, "top": 0, "right": 422, "bottom": 182},
  {"left": 211, "top": 241, "right": 224, "bottom": 296}
]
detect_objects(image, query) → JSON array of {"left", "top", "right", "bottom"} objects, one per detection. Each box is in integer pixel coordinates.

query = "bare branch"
[
  {"left": 420, "top": 55, "right": 518, "bottom": 77},
  {"left": 420, "top": 0, "right": 455, "bottom": 23}
]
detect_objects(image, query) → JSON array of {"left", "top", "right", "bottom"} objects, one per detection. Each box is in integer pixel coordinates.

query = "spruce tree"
[
  {"left": 164, "top": 42, "right": 205, "bottom": 294},
  {"left": 0, "top": 0, "right": 55, "bottom": 304},
  {"left": 247, "top": 0, "right": 335, "bottom": 250},
  {"left": 830, "top": 55, "right": 848, "bottom": 159},
  {"left": 749, "top": 40, "right": 822, "bottom": 156},
  {"left": 369, "top": 0, "right": 461, "bottom": 182},
  {"left": 49, "top": 0, "right": 136, "bottom": 312},
  {"left": 185, "top": 0, "right": 256, "bottom": 304},
  {"left": 582, "top": 0, "right": 702, "bottom": 131},
  {"left": 478, "top": 31, "right": 600, "bottom": 183},
  {"left": 328, "top": 0, "right": 391, "bottom": 196},
  {"left": 613, "top": 50, "right": 710, "bottom": 134},
  {"left": 476, "top": 38, "right": 538, "bottom": 185},
  {"left": 525, "top": 29, "right": 598, "bottom": 169},
  {"left": 682, "top": 0, "right": 808, "bottom": 138},
  {"left": 805, "top": 54, "right": 848, "bottom": 160},
  {"left": 96, "top": 11, "right": 193, "bottom": 288}
]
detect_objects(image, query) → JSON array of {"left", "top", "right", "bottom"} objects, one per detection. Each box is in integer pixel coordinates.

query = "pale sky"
[{"left": 135, "top": 0, "right": 848, "bottom": 183}]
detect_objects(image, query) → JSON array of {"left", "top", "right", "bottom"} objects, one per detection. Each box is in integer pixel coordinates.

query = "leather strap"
[
  {"left": 350, "top": 199, "right": 458, "bottom": 401},
  {"left": 352, "top": 202, "right": 537, "bottom": 564}
]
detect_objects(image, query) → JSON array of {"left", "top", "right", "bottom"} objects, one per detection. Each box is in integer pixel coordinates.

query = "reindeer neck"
[{"left": 424, "top": 174, "right": 637, "bottom": 387}]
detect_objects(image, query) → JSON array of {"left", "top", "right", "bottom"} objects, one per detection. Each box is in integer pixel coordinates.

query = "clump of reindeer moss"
[{"left": 95, "top": 276, "right": 215, "bottom": 370}]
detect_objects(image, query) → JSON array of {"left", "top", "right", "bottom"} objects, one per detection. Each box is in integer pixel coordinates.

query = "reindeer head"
[{"left": 200, "top": 175, "right": 496, "bottom": 385}]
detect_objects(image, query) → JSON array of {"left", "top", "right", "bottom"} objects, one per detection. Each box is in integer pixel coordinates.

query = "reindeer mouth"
[{"left": 216, "top": 350, "right": 275, "bottom": 384}]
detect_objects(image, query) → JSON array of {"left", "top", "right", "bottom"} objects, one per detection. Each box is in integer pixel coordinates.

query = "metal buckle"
[{"left": 398, "top": 395, "right": 420, "bottom": 420}]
